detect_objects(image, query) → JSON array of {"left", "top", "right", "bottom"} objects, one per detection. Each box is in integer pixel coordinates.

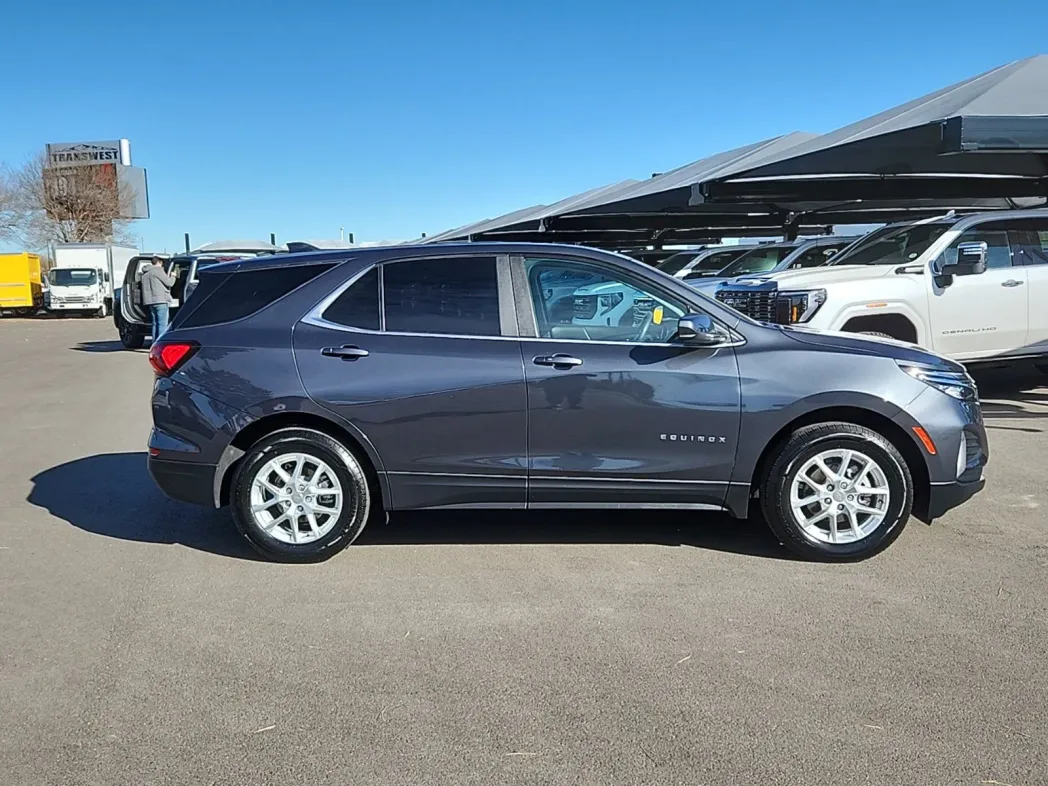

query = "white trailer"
[{"left": 48, "top": 244, "right": 138, "bottom": 317}]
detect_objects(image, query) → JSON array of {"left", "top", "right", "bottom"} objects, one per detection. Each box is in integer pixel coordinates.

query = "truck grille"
[
  {"left": 716, "top": 290, "right": 778, "bottom": 322},
  {"left": 572, "top": 295, "right": 597, "bottom": 320}
]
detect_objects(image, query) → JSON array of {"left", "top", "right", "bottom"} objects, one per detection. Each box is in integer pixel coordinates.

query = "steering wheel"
[{"left": 636, "top": 309, "right": 655, "bottom": 343}]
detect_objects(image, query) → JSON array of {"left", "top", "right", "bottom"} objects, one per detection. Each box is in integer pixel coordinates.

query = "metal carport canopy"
[
  {"left": 697, "top": 55, "right": 1048, "bottom": 204},
  {"left": 439, "top": 133, "right": 1014, "bottom": 247}
]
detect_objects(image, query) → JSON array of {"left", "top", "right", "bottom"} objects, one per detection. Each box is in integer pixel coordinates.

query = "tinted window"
[
  {"left": 1009, "top": 219, "right": 1048, "bottom": 265},
  {"left": 788, "top": 242, "right": 851, "bottom": 269},
  {"left": 718, "top": 245, "right": 794, "bottom": 276},
  {"left": 323, "top": 268, "right": 380, "bottom": 330},
  {"left": 383, "top": 256, "right": 500, "bottom": 336},
  {"left": 656, "top": 251, "right": 699, "bottom": 276},
  {"left": 830, "top": 222, "right": 952, "bottom": 266},
  {"left": 176, "top": 264, "right": 334, "bottom": 328},
  {"left": 527, "top": 258, "right": 688, "bottom": 344},
  {"left": 942, "top": 227, "right": 1013, "bottom": 270}
]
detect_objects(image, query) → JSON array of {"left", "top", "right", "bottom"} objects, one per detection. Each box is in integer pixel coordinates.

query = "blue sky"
[{"left": 1, "top": 0, "right": 1045, "bottom": 251}]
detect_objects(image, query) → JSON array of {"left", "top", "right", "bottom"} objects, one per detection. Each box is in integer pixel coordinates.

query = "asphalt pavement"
[{"left": 1, "top": 317, "right": 1046, "bottom": 786}]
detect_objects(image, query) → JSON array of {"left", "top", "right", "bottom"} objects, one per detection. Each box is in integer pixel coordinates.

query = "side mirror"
[
  {"left": 938, "top": 241, "right": 988, "bottom": 277},
  {"left": 677, "top": 314, "right": 726, "bottom": 346}
]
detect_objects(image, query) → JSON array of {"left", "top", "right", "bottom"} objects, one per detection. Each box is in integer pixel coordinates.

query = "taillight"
[{"left": 149, "top": 341, "right": 199, "bottom": 376}]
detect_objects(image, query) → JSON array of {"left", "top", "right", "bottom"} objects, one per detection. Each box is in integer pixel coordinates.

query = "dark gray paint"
[{"left": 147, "top": 242, "right": 987, "bottom": 523}]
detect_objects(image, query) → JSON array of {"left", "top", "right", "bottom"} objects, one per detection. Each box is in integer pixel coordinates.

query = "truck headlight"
[
  {"left": 897, "top": 362, "right": 977, "bottom": 401},
  {"left": 776, "top": 289, "right": 826, "bottom": 323}
]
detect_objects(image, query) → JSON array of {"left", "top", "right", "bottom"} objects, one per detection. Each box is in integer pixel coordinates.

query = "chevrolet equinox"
[{"left": 147, "top": 243, "right": 987, "bottom": 562}]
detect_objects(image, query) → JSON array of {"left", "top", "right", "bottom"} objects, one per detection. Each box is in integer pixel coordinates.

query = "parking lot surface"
[{"left": 2, "top": 318, "right": 1046, "bottom": 786}]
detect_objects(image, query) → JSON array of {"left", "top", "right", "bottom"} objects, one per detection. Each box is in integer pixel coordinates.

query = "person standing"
[{"left": 140, "top": 257, "right": 177, "bottom": 340}]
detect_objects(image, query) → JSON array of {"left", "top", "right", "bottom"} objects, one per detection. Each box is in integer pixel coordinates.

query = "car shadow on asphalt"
[
  {"left": 27, "top": 452, "right": 259, "bottom": 560},
  {"left": 27, "top": 452, "right": 792, "bottom": 561},
  {"left": 362, "top": 510, "right": 792, "bottom": 559},
  {"left": 71, "top": 340, "right": 137, "bottom": 353}
]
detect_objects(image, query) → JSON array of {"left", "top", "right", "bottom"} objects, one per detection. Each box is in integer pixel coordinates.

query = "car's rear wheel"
[
  {"left": 118, "top": 316, "right": 145, "bottom": 349},
  {"left": 231, "top": 428, "right": 372, "bottom": 563},
  {"left": 760, "top": 422, "right": 912, "bottom": 561}
]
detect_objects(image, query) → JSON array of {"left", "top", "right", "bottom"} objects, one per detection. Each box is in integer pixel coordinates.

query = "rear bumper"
[
  {"left": 924, "top": 477, "right": 986, "bottom": 521},
  {"left": 148, "top": 456, "right": 217, "bottom": 507}
]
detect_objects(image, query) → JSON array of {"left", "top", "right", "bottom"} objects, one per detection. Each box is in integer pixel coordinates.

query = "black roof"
[
  {"left": 201, "top": 241, "right": 649, "bottom": 274},
  {"left": 699, "top": 55, "right": 1048, "bottom": 203}
]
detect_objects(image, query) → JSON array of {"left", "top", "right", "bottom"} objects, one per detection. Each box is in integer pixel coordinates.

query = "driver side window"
[
  {"left": 941, "top": 227, "right": 1013, "bottom": 270},
  {"left": 525, "top": 258, "right": 688, "bottom": 344}
]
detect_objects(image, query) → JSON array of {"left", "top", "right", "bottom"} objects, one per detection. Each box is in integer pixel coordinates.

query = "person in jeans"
[{"left": 140, "top": 257, "right": 177, "bottom": 340}]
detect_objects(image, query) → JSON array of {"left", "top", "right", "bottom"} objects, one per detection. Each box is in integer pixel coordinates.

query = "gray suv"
[{"left": 147, "top": 243, "right": 987, "bottom": 563}]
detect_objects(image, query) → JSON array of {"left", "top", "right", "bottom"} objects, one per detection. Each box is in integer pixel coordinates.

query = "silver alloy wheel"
[
  {"left": 248, "top": 452, "right": 344, "bottom": 544},
  {"left": 789, "top": 448, "right": 891, "bottom": 544}
]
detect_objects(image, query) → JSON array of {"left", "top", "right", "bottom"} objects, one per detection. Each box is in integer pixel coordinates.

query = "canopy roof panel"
[{"left": 699, "top": 56, "right": 1048, "bottom": 203}]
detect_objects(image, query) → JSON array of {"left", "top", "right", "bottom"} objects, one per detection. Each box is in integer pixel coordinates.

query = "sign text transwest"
[{"left": 46, "top": 140, "right": 130, "bottom": 168}]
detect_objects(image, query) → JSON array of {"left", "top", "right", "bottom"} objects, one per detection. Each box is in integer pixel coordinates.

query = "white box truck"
[{"left": 47, "top": 244, "right": 138, "bottom": 318}]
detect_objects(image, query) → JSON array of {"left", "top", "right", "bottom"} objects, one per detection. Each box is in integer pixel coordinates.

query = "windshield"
[
  {"left": 50, "top": 268, "right": 98, "bottom": 287},
  {"left": 829, "top": 222, "right": 953, "bottom": 266},
  {"left": 717, "top": 245, "right": 794, "bottom": 276},
  {"left": 656, "top": 251, "right": 699, "bottom": 276}
]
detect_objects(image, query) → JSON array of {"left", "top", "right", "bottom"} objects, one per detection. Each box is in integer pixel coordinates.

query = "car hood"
[
  {"left": 781, "top": 325, "right": 963, "bottom": 371},
  {"left": 688, "top": 277, "right": 727, "bottom": 292},
  {"left": 574, "top": 281, "right": 626, "bottom": 296},
  {"left": 732, "top": 264, "right": 900, "bottom": 289}
]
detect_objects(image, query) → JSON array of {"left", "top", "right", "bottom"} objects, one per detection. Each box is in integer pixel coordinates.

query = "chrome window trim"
[{"left": 301, "top": 261, "right": 746, "bottom": 349}]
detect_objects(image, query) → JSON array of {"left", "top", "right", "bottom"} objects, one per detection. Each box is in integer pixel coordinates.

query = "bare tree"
[
  {"left": 0, "top": 164, "right": 21, "bottom": 243},
  {"left": 13, "top": 152, "right": 135, "bottom": 247}
]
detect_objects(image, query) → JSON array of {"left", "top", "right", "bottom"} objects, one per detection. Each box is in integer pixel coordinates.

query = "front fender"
[{"left": 825, "top": 301, "right": 929, "bottom": 345}]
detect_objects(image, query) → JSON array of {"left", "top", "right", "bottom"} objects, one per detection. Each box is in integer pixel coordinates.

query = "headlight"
[
  {"left": 775, "top": 289, "right": 826, "bottom": 323},
  {"left": 897, "top": 362, "right": 977, "bottom": 401},
  {"left": 598, "top": 292, "right": 624, "bottom": 312}
]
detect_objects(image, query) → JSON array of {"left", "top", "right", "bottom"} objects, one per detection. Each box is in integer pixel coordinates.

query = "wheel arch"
[
  {"left": 731, "top": 404, "right": 931, "bottom": 521},
  {"left": 215, "top": 411, "right": 391, "bottom": 510},
  {"left": 840, "top": 313, "right": 919, "bottom": 344}
]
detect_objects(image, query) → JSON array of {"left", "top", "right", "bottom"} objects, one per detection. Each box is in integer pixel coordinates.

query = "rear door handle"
[
  {"left": 534, "top": 354, "right": 583, "bottom": 368},
  {"left": 322, "top": 345, "right": 370, "bottom": 360},
  {"left": 1002, "top": 279, "right": 1024, "bottom": 287}
]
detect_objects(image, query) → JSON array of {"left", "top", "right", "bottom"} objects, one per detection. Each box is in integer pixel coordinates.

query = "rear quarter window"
[{"left": 173, "top": 264, "right": 334, "bottom": 329}]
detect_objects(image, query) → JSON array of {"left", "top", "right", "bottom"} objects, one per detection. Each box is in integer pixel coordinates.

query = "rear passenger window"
[
  {"left": 383, "top": 257, "right": 500, "bottom": 336},
  {"left": 177, "top": 264, "right": 334, "bottom": 328},
  {"left": 322, "top": 268, "right": 380, "bottom": 330}
]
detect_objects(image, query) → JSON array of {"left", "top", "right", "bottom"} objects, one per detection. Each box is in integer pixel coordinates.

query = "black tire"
[
  {"left": 231, "top": 428, "right": 373, "bottom": 563},
  {"left": 118, "top": 317, "right": 145, "bottom": 349},
  {"left": 759, "top": 422, "right": 913, "bottom": 561}
]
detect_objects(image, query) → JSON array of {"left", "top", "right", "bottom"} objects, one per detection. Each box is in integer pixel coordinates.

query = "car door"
[
  {"left": 1010, "top": 218, "right": 1048, "bottom": 356},
  {"left": 120, "top": 256, "right": 154, "bottom": 325},
  {"left": 926, "top": 221, "right": 1028, "bottom": 359},
  {"left": 293, "top": 254, "right": 528, "bottom": 510},
  {"left": 514, "top": 255, "right": 742, "bottom": 509}
]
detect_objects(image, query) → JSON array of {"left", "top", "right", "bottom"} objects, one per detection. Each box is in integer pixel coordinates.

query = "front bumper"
[
  {"left": 48, "top": 302, "right": 101, "bottom": 311},
  {"left": 148, "top": 455, "right": 217, "bottom": 507},
  {"left": 925, "top": 477, "right": 986, "bottom": 520}
]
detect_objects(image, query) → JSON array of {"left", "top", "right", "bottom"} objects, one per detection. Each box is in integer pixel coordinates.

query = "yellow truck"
[{"left": 0, "top": 252, "right": 44, "bottom": 316}]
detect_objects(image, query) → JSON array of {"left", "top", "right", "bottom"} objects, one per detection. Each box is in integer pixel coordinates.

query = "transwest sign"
[{"left": 46, "top": 140, "right": 131, "bottom": 168}]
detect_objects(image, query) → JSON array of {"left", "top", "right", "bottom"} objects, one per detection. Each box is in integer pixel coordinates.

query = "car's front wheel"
[
  {"left": 760, "top": 422, "right": 913, "bottom": 561},
  {"left": 231, "top": 428, "right": 373, "bottom": 562}
]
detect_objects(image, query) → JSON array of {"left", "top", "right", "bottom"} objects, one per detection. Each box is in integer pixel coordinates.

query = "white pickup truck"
[{"left": 714, "top": 210, "right": 1048, "bottom": 368}]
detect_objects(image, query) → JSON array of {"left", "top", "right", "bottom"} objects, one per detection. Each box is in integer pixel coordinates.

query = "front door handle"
[
  {"left": 322, "top": 345, "right": 370, "bottom": 360},
  {"left": 1002, "top": 279, "right": 1024, "bottom": 287},
  {"left": 534, "top": 354, "right": 583, "bottom": 368}
]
